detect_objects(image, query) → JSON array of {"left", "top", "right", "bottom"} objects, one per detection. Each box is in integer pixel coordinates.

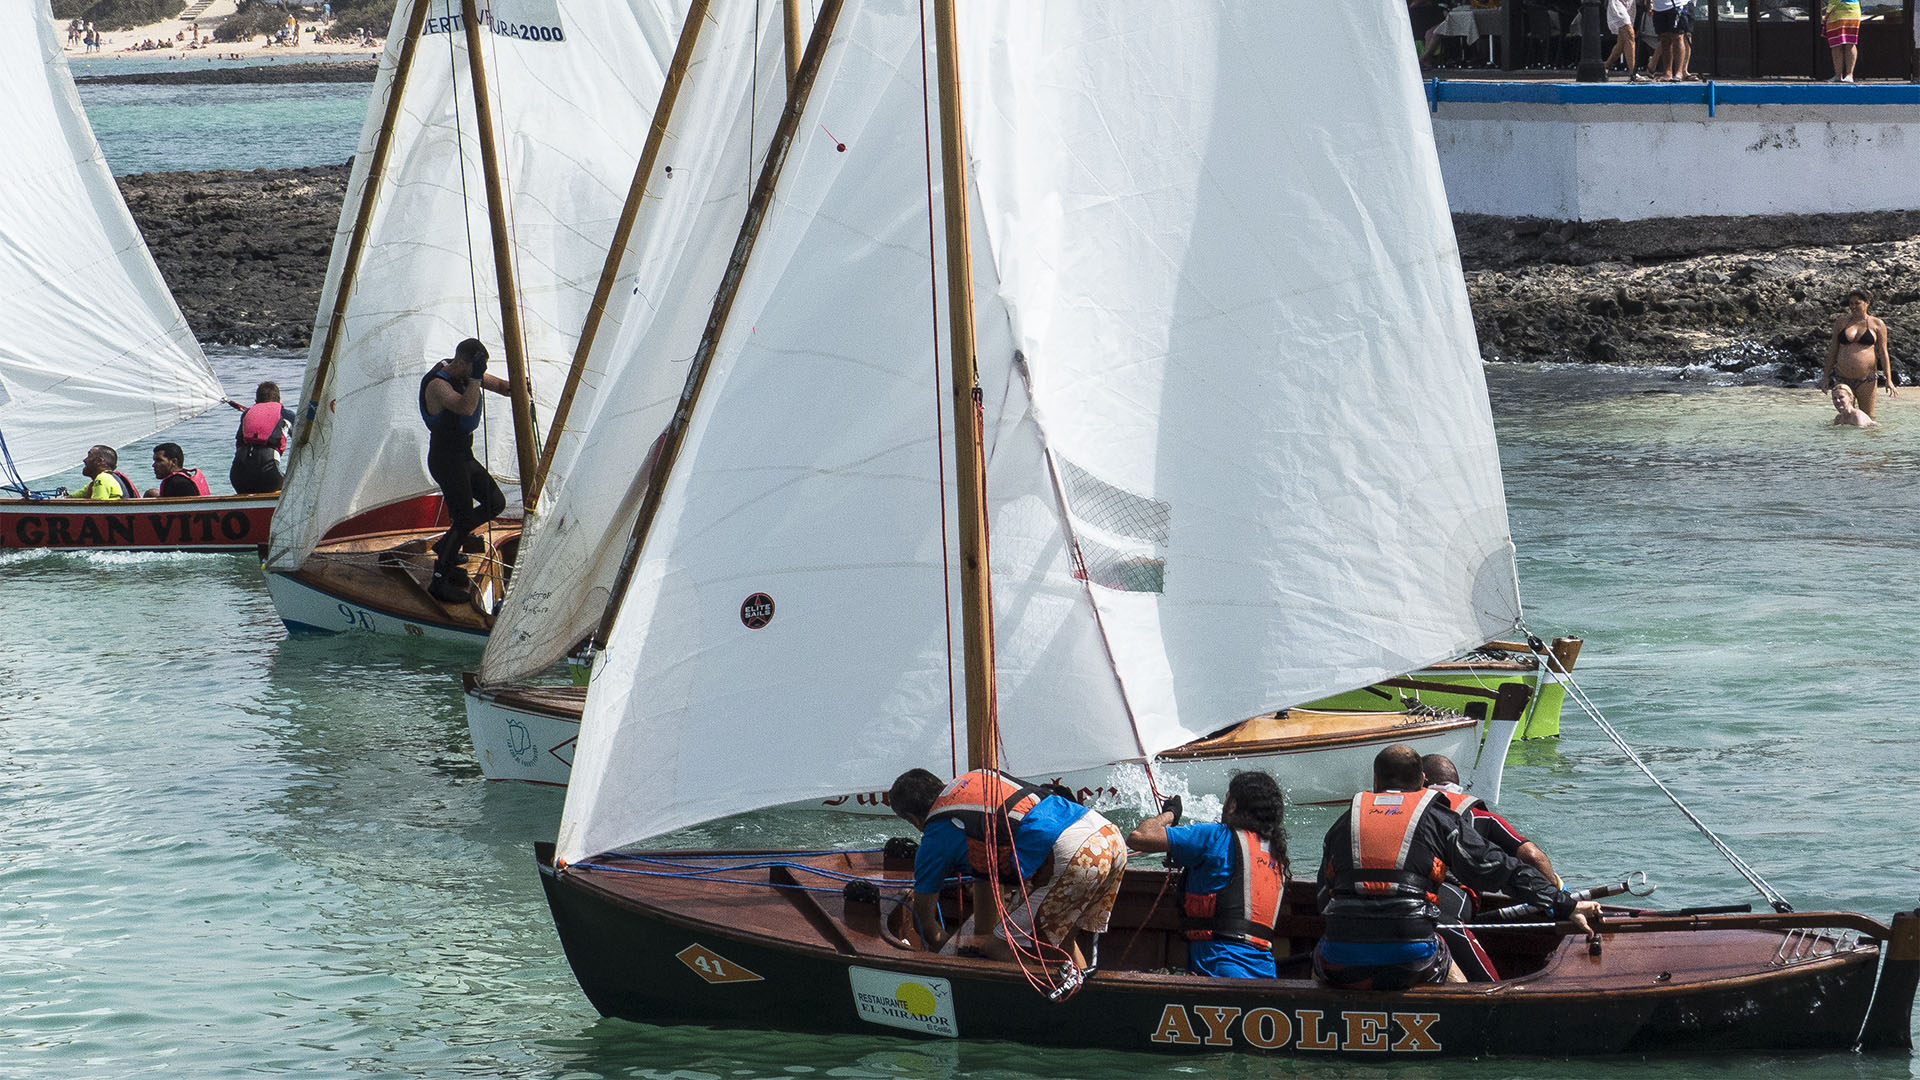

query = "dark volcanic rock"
[
  {"left": 118, "top": 165, "right": 348, "bottom": 348},
  {"left": 111, "top": 161, "right": 1920, "bottom": 372},
  {"left": 1455, "top": 210, "right": 1920, "bottom": 378}
]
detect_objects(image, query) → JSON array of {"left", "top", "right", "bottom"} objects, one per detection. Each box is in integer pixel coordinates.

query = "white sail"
[
  {"left": 479, "top": 1, "right": 794, "bottom": 685},
  {"left": 559, "top": 0, "right": 1520, "bottom": 864},
  {"left": 557, "top": 0, "right": 1144, "bottom": 864},
  {"left": 962, "top": 0, "right": 1521, "bottom": 757},
  {"left": 0, "top": 2, "right": 222, "bottom": 486},
  {"left": 267, "top": 0, "right": 688, "bottom": 570}
]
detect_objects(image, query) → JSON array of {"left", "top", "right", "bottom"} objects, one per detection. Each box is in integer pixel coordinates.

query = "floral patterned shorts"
[{"left": 998, "top": 816, "right": 1128, "bottom": 946}]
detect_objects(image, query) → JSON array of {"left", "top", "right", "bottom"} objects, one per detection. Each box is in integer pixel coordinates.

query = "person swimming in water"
[
  {"left": 1832, "top": 383, "right": 1878, "bottom": 428},
  {"left": 1821, "top": 289, "right": 1894, "bottom": 419}
]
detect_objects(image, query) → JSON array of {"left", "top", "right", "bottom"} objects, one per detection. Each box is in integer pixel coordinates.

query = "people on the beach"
[
  {"left": 1647, "top": 0, "right": 1693, "bottom": 81},
  {"left": 230, "top": 381, "right": 293, "bottom": 494},
  {"left": 1825, "top": 0, "right": 1862, "bottom": 82},
  {"left": 1418, "top": 753, "right": 1556, "bottom": 981},
  {"left": 1313, "top": 744, "right": 1596, "bottom": 990},
  {"left": 1127, "top": 771, "right": 1289, "bottom": 979},
  {"left": 888, "top": 768, "right": 1126, "bottom": 981},
  {"left": 1821, "top": 288, "right": 1894, "bottom": 418},
  {"left": 421, "top": 339, "right": 509, "bottom": 603},
  {"left": 1832, "top": 384, "right": 1878, "bottom": 427},
  {"left": 146, "top": 443, "right": 211, "bottom": 498},
  {"left": 71, "top": 445, "right": 138, "bottom": 500}
]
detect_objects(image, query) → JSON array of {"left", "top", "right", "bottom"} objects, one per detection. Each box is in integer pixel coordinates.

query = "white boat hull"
[
  {"left": 266, "top": 568, "right": 493, "bottom": 645},
  {"left": 464, "top": 684, "right": 576, "bottom": 785}
]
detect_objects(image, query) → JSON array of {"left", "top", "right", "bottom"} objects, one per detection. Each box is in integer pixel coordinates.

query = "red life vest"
[
  {"left": 108, "top": 470, "right": 137, "bottom": 498},
  {"left": 1336, "top": 789, "right": 1447, "bottom": 903},
  {"left": 239, "top": 403, "right": 286, "bottom": 450},
  {"left": 925, "top": 769, "right": 1049, "bottom": 878},
  {"left": 1180, "top": 828, "right": 1286, "bottom": 950},
  {"left": 169, "top": 468, "right": 211, "bottom": 497}
]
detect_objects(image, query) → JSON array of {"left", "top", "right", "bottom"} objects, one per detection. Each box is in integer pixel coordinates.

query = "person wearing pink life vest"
[
  {"left": 229, "top": 381, "right": 293, "bottom": 494},
  {"left": 145, "top": 442, "right": 211, "bottom": 498}
]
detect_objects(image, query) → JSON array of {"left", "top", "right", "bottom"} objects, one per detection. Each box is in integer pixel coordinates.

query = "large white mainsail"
[
  {"left": 479, "top": 0, "right": 795, "bottom": 685},
  {"left": 962, "top": 1, "right": 1521, "bottom": 758},
  {"left": 0, "top": 2, "right": 222, "bottom": 487},
  {"left": 557, "top": 0, "right": 1141, "bottom": 863},
  {"left": 558, "top": 0, "right": 1520, "bottom": 865},
  {"left": 267, "top": 0, "right": 688, "bottom": 570}
]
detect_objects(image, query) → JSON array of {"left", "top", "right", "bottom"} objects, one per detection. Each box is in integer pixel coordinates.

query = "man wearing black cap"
[{"left": 419, "top": 338, "right": 509, "bottom": 603}]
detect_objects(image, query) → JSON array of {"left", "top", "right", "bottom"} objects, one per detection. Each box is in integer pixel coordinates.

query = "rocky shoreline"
[
  {"left": 120, "top": 164, "right": 1920, "bottom": 379},
  {"left": 78, "top": 61, "right": 378, "bottom": 86}
]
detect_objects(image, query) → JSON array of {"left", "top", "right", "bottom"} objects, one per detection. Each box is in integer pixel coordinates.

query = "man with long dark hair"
[{"left": 1129, "top": 771, "right": 1290, "bottom": 978}]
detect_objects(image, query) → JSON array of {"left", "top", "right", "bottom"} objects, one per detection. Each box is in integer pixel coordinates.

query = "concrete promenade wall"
[{"left": 1428, "top": 82, "right": 1920, "bottom": 220}]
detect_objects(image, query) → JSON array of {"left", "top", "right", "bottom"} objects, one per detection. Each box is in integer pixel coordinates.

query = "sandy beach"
[{"left": 61, "top": 0, "right": 383, "bottom": 63}]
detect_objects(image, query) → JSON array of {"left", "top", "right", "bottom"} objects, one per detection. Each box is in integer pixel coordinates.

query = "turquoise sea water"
[
  {"left": 6, "top": 354, "right": 1920, "bottom": 1077},
  {"left": 68, "top": 58, "right": 369, "bottom": 175},
  {"left": 10, "top": 70, "right": 1920, "bottom": 1077}
]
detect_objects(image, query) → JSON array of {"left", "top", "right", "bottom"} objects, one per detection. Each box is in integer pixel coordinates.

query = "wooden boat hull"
[
  {"left": 463, "top": 681, "right": 1512, "bottom": 807},
  {"left": 0, "top": 494, "right": 276, "bottom": 552},
  {"left": 538, "top": 846, "right": 1911, "bottom": 1057},
  {"left": 267, "top": 501, "right": 519, "bottom": 643}
]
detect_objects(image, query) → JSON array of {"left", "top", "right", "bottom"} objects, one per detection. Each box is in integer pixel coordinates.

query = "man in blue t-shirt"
[
  {"left": 1128, "top": 771, "right": 1291, "bottom": 978},
  {"left": 889, "top": 768, "right": 1127, "bottom": 976}
]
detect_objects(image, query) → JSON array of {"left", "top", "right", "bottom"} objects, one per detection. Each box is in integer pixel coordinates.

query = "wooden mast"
[
  {"left": 930, "top": 0, "right": 997, "bottom": 773},
  {"left": 591, "top": 0, "right": 847, "bottom": 650},
  {"left": 525, "top": 0, "right": 714, "bottom": 507},
  {"left": 783, "top": 0, "right": 804, "bottom": 88},
  {"left": 289, "top": 0, "right": 432, "bottom": 458},
  {"left": 459, "top": 0, "right": 542, "bottom": 509}
]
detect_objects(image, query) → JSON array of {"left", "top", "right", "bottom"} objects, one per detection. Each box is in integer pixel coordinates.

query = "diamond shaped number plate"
[{"left": 676, "top": 943, "right": 764, "bottom": 985}]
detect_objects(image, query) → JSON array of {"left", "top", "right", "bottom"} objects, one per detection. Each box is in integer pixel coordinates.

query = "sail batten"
[{"left": 0, "top": 4, "right": 222, "bottom": 484}]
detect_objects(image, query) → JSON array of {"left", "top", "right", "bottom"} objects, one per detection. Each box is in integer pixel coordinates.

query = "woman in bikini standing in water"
[{"left": 1822, "top": 288, "right": 1894, "bottom": 418}]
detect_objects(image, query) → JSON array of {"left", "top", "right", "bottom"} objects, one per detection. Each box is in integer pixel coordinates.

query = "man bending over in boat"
[
  {"left": 888, "top": 768, "right": 1126, "bottom": 983},
  {"left": 145, "top": 443, "right": 211, "bottom": 499},
  {"left": 419, "top": 339, "right": 510, "bottom": 603},
  {"left": 1315, "top": 744, "right": 1598, "bottom": 989},
  {"left": 69, "top": 445, "right": 138, "bottom": 500},
  {"left": 1127, "top": 770, "right": 1289, "bottom": 978},
  {"left": 1419, "top": 753, "right": 1556, "bottom": 981}
]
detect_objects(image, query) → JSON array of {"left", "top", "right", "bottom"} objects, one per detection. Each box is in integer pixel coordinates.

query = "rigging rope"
[
  {"left": 446, "top": 18, "right": 495, "bottom": 483},
  {"left": 913, "top": 0, "right": 959, "bottom": 777},
  {"left": 0, "top": 425, "right": 61, "bottom": 498},
  {"left": 1525, "top": 624, "right": 1794, "bottom": 913}
]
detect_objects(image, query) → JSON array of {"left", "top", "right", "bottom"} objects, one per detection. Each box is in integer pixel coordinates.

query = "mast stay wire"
[{"left": 1524, "top": 624, "right": 1793, "bottom": 914}]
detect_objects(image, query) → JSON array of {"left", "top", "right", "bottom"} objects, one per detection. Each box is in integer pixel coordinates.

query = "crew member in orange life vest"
[
  {"left": 419, "top": 339, "right": 510, "bottom": 603},
  {"left": 1127, "top": 770, "right": 1289, "bottom": 978},
  {"left": 229, "top": 381, "right": 293, "bottom": 494},
  {"left": 888, "top": 768, "right": 1127, "bottom": 975},
  {"left": 69, "top": 444, "right": 138, "bottom": 500},
  {"left": 1315, "top": 744, "right": 1598, "bottom": 989},
  {"left": 146, "top": 442, "right": 211, "bottom": 498}
]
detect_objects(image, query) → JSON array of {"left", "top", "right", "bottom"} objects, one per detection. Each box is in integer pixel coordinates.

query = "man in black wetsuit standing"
[{"left": 419, "top": 338, "right": 510, "bottom": 603}]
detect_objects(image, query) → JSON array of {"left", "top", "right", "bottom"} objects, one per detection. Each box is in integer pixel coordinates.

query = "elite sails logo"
[
  {"left": 422, "top": 0, "right": 566, "bottom": 43},
  {"left": 1150, "top": 1004, "right": 1440, "bottom": 1052}
]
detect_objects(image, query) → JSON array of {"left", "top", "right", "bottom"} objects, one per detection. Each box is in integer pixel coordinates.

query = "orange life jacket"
[
  {"left": 1335, "top": 788, "right": 1447, "bottom": 904},
  {"left": 1180, "top": 828, "right": 1286, "bottom": 950},
  {"left": 925, "top": 769, "right": 1048, "bottom": 878}
]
